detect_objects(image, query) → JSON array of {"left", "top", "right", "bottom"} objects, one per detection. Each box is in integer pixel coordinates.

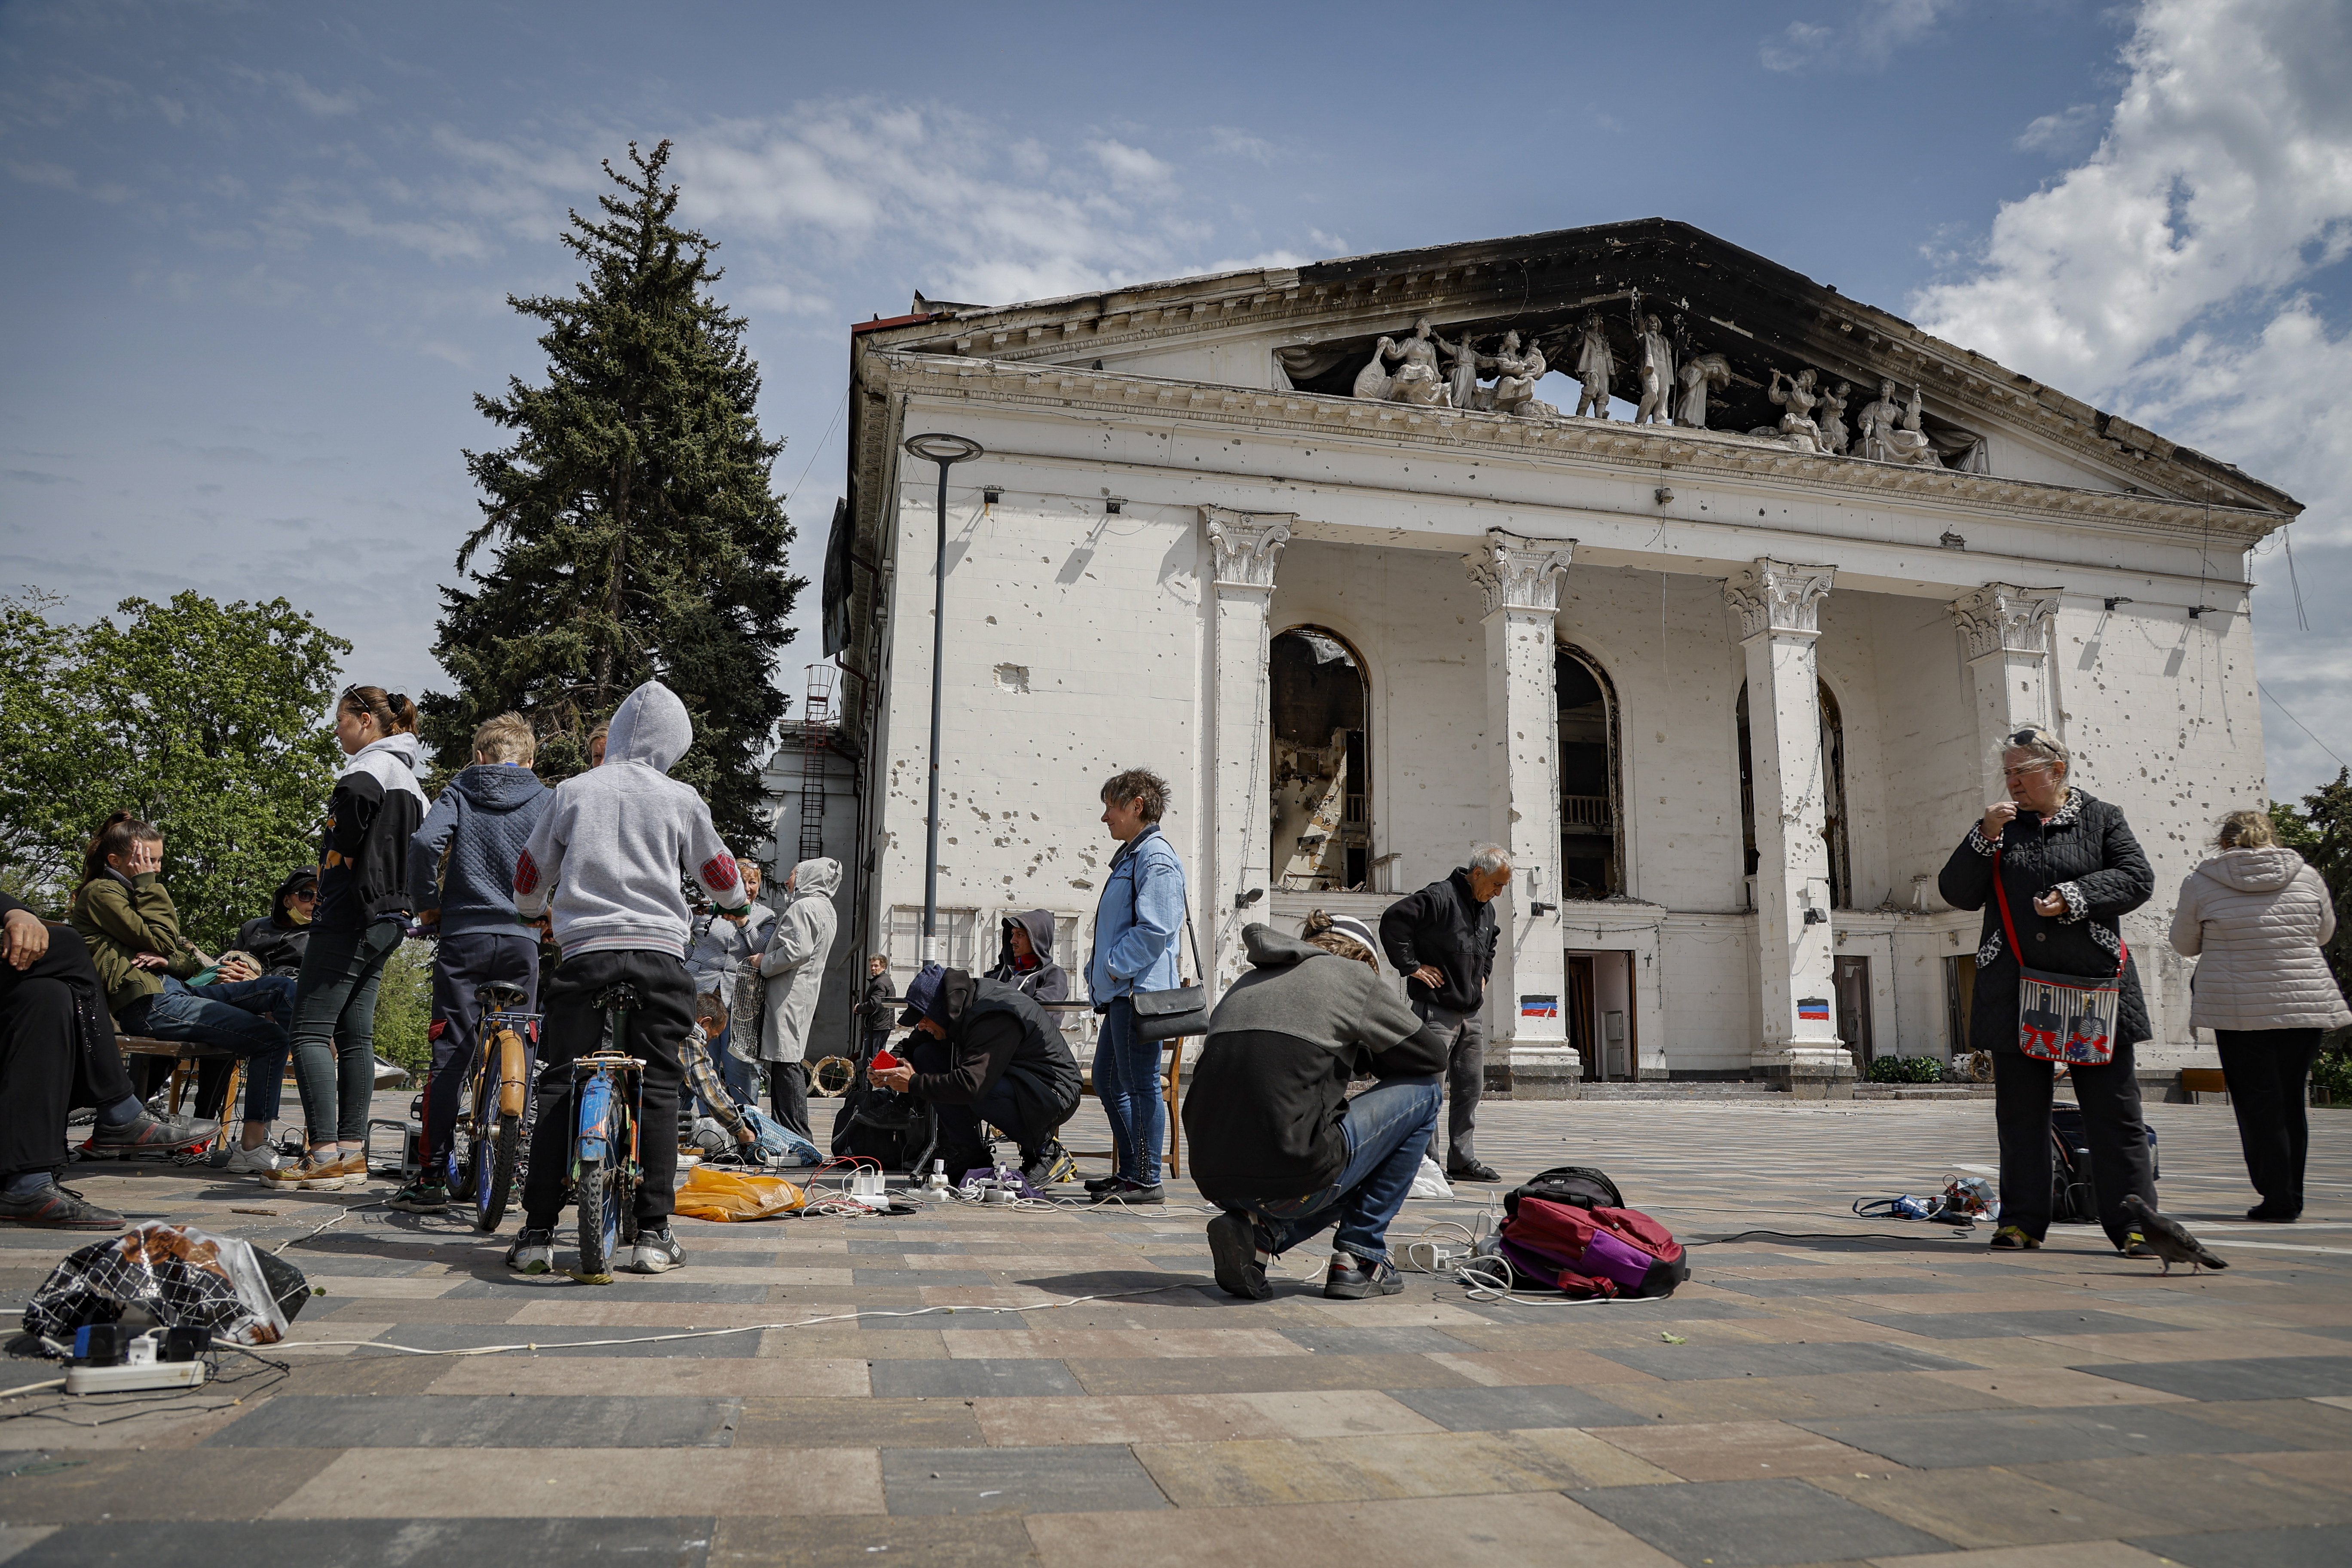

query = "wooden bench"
[
  {"left": 115, "top": 1035, "right": 245, "bottom": 1152},
  {"left": 2176, "top": 1066, "right": 2230, "bottom": 1105}
]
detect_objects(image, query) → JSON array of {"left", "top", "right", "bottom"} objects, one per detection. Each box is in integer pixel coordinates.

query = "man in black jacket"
[
  {"left": 0, "top": 892, "right": 145, "bottom": 1228},
  {"left": 1185, "top": 916, "right": 1449, "bottom": 1301},
  {"left": 1379, "top": 846, "right": 1509, "bottom": 1182},
  {"left": 868, "top": 962, "right": 1081, "bottom": 1191}
]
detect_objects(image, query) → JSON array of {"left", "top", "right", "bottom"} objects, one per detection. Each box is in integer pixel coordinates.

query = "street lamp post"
[{"left": 901, "top": 432, "right": 984, "bottom": 965}]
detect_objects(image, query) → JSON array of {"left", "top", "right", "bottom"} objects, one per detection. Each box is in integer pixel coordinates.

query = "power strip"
[{"left": 64, "top": 1361, "right": 208, "bottom": 1395}]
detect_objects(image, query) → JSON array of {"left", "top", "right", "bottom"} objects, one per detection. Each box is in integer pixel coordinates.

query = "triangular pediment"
[{"left": 855, "top": 219, "right": 2294, "bottom": 514}]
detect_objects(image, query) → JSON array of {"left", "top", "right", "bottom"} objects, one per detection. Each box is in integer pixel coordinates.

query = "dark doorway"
[
  {"left": 1834, "top": 955, "right": 1874, "bottom": 1072},
  {"left": 1556, "top": 646, "right": 1621, "bottom": 897},
  {"left": 1944, "top": 954, "right": 1977, "bottom": 1058},
  {"left": 1270, "top": 627, "right": 1371, "bottom": 892}
]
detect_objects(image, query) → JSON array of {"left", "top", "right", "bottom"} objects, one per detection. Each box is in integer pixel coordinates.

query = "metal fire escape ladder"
[{"left": 795, "top": 662, "right": 839, "bottom": 864}]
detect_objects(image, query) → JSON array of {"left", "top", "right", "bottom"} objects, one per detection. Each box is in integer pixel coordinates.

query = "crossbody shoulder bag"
[{"left": 1992, "top": 847, "right": 2124, "bottom": 1066}]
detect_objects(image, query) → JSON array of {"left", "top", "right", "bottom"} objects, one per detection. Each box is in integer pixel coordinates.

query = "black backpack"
[
  {"left": 829, "top": 1081, "right": 937, "bottom": 1173},
  {"left": 2049, "top": 1104, "right": 2161, "bottom": 1223},
  {"left": 1504, "top": 1165, "right": 1625, "bottom": 1219}
]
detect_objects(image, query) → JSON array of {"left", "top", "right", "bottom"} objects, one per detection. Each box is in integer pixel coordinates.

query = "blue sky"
[{"left": 3, "top": 0, "right": 2346, "bottom": 800}]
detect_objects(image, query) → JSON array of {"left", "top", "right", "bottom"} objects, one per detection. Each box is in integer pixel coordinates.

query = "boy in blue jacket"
[{"left": 390, "top": 712, "right": 551, "bottom": 1213}]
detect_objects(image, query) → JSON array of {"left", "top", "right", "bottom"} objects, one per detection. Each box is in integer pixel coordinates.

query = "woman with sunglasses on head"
[
  {"left": 263, "top": 686, "right": 427, "bottom": 1191},
  {"left": 1939, "top": 728, "right": 2159, "bottom": 1255}
]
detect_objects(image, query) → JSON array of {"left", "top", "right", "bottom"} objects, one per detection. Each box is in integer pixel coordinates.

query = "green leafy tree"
[
  {"left": 424, "top": 139, "right": 800, "bottom": 845},
  {"left": 2271, "top": 772, "right": 2352, "bottom": 1105},
  {"left": 0, "top": 588, "right": 347, "bottom": 945}
]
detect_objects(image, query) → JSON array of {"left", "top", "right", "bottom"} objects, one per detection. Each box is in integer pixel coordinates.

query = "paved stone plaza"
[{"left": 2, "top": 1094, "right": 2348, "bottom": 1568}]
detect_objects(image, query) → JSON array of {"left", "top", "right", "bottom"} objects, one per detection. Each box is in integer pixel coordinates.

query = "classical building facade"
[{"left": 818, "top": 220, "right": 2295, "bottom": 1091}]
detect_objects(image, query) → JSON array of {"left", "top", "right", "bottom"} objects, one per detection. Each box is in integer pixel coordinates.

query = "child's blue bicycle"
[{"left": 567, "top": 983, "right": 647, "bottom": 1284}]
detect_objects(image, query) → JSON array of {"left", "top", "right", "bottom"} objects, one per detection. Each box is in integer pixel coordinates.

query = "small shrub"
[
  {"left": 371, "top": 938, "right": 436, "bottom": 1087},
  {"left": 1868, "top": 1054, "right": 1946, "bottom": 1084},
  {"left": 2314, "top": 1032, "right": 2352, "bottom": 1108}
]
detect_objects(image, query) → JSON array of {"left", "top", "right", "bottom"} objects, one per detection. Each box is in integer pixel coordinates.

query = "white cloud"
[
  {"left": 1761, "top": 0, "right": 1955, "bottom": 73},
  {"left": 1089, "top": 139, "right": 1173, "bottom": 188},
  {"left": 6, "top": 158, "right": 77, "bottom": 190},
  {"left": 1914, "top": 0, "right": 2352, "bottom": 799},
  {"left": 1207, "top": 127, "right": 1278, "bottom": 164},
  {"left": 2015, "top": 102, "right": 2100, "bottom": 156}
]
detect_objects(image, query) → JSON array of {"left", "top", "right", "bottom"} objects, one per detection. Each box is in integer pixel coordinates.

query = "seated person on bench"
[
  {"left": 867, "top": 962, "right": 1079, "bottom": 1190},
  {"left": 2, "top": 892, "right": 184, "bottom": 1227},
  {"left": 1183, "top": 913, "right": 1449, "bottom": 1303}
]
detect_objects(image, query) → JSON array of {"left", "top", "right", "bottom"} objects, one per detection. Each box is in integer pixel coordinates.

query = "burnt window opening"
[
  {"left": 1556, "top": 646, "right": 1622, "bottom": 898},
  {"left": 1271, "top": 626, "right": 1371, "bottom": 892},
  {"left": 1735, "top": 680, "right": 1852, "bottom": 909}
]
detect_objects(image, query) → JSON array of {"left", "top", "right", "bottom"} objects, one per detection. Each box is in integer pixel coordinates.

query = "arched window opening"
[
  {"left": 1736, "top": 680, "right": 1852, "bottom": 908},
  {"left": 1556, "top": 646, "right": 1622, "bottom": 898},
  {"left": 1271, "top": 627, "right": 1370, "bottom": 892}
]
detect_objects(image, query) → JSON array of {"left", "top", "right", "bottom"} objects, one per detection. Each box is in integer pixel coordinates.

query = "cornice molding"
[{"left": 863, "top": 351, "right": 2286, "bottom": 545}]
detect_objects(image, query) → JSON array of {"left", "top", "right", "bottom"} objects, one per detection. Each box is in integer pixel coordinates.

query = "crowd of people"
[{"left": 2, "top": 690, "right": 2343, "bottom": 1303}]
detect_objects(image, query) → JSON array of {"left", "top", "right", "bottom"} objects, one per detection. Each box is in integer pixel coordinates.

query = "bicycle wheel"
[
  {"left": 476, "top": 1115, "right": 521, "bottom": 1232},
  {"left": 450, "top": 1066, "right": 493, "bottom": 1203},
  {"left": 574, "top": 1154, "right": 620, "bottom": 1283}
]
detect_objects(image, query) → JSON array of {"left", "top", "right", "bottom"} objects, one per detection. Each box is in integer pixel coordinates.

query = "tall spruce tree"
[{"left": 425, "top": 140, "right": 799, "bottom": 845}]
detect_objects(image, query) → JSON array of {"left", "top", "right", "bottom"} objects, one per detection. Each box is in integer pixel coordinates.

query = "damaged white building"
[{"left": 813, "top": 219, "right": 2295, "bottom": 1094}]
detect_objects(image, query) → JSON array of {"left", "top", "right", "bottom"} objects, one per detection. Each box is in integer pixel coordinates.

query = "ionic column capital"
[
  {"left": 1725, "top": 558, "right": 1835, "bottom": 640},
  {"left": 1949, "top": 582, "right": 2061, "bottom": 661},
  {"left": 1465, "top": 528, "right": 1574, "bottom": 617},
  {"left": 1201, "top": 507, "right": 1292, "bottom": 590}
]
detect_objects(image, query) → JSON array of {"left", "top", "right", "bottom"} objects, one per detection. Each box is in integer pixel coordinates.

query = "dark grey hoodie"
[
  {"left": 986, "top": 909, "right": 1069, "bottom": 1003},
  {"left": 409, "top": 763, "right": 552, "bottom": 937}
]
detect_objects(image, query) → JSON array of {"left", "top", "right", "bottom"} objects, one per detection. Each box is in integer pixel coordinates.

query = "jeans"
[
  {"left": 2216, "top": 1027, "right": 2326, "bottom": 1212},
  {"left": 1217, "top": 1077, "right": 1441, "bottom": 1265},
  {"left": 289, "top": 919, "right": 403, "bottom": 1145},
  {"left": 1993, "top": 1041, "right": 2157, "bottom": 1247},
  {"left": 1092, "top": 998, "right": 1164, "bottom": 1185},
  {"left": 521, "top": 948, "right": 693, "bottom": 1231},
  {"left": 1414, "top": 1000, "right": 1485, "bottom": 1167},
  {"left": 122, "top": 975, "right": 296, "bottom": 1123},
  {"left": 421, "top": 930, "right": 539, "bottom": 1167}
]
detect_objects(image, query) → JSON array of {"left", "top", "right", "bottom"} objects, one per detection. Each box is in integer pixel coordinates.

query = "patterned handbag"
[{"left": 1992, "top": 849, "right": 2124, "bottom": 1066}]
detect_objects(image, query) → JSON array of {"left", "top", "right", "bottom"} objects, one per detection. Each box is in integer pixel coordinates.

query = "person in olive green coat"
[{"left": 68, "top": 812, "right": 294, "bottom": 1163}]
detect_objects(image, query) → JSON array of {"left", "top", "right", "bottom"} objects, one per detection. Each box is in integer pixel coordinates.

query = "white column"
[
  {"left": 1202, "top": 507, "right": 1291, "bottom": 991},
  {"left": 1949, "top": 583, "right": 2062, "bottom": 805},
  {"left": 1724, "top": 558, "right": 1847, "bottom": 1090},
  {"left": 1466, "top": 528, "right": 1575, "bottom": 1091}
]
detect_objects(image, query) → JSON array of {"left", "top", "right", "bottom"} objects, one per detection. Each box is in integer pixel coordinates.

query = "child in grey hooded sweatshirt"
[{"left": 506, "top": 680, "right": 748, "bottom": 1279}]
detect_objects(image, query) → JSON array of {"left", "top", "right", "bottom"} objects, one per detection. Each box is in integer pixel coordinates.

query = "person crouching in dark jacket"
[
  {"left": 1185, "top": 913, "right": 1449, "bottom": 1302},
  {"left": 1378, "top": 848, "right": 1508, "bottom": 1182},
  {"left": 236, "top": 868, "right": 318, "bottom": 978},
  {"left": 868, "top": 963, "right": 1081, "bottom": 1191},
  {"left": 986, "top": 910, "right": 1069, "bottom": 1002}
]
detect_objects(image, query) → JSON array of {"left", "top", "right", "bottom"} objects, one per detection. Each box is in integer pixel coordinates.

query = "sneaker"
[
  {"left": 505, "top": 1227, "right": 555, "bottom": 1274},
  {"left": 1324, "top": 1251, "right": 1403, "bottom": 1300},
  {"left": 2246, "top": 1200, "right": 2300, "bottom": 1222},
  {"left": 83, "top": 1110, "right": 219, "bottom": 1160},
  {"left": 219, "top": 1140, "right": 285, "bottom": 1177},
  {"left": 0, "top": 1180, "right": 126, "bottom": 1230},
  {"left": 1089, "top": 1180, "right": 1163, "bottom": 1206},
  {"left": 1206, "top": 1211, "right": 1273, "bottom": 1301},
  {"left": 261, "top": 1151, "right": 352, "bottom": 1191},
  {"left": 1447, "top": 1161, "right": 1503, "bottom": 1184},
  {"left": 387, "top": 1176, "right": 450, "bottom": 1213},
  {"left": 1989, "top": 1225, "right": 2042, "bottom": 1250},
  {"left": 1082, "top": 1171, "right": 1123, "bottom": 1194},
  {"left": 626, "top": 1227, "right": 684, "bottom": 1274},
  {"left": 306, "top": 1151, "right": 369, "bottom": 1191},
  {"left": 1021, "top": 1140, "right": 1077, "bottom": 1191}
]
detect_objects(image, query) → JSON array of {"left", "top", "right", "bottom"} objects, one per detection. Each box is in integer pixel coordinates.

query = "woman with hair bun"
[
  {"left": 263, "top": 686, "right": 426, "bottom": 1191},
  {"left": 2170, "top": 809, "right": 2349, "bottom": 1220}
]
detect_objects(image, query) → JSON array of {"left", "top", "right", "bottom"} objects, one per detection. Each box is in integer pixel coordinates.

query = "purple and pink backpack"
[{"left": 1494, "top": 1190, "right": 1689, "bottom": 1299}]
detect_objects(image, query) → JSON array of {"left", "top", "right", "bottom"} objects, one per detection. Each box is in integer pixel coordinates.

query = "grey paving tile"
[
  {"left": 856, "top": 1305, "right": 1033, "bottom": 1329},
  {"left": 2128, "top": 1524, "right": 2352, "bottom": 1568},
  {"left": 437, "top": 1277, "right": 775, "bottom": 1303},
  {"left": 1277, "top": 1325, "right": 1480, "bottom": 1355},
  {"left": 849, "top": 1239, "right": 963, "bottom": 1254},
  {"left": 880, "top": 1444, "right": 1167, "bottom": 1516},
  {"left": 1454, "top": 1296, "right": 1770, "bottom": 1324},
  {"left": 869, "top": 1359, "right": 1084, "bottom": 1398},
  {"left": 1595, "top": 1342, "right": 1972, "bottom": 1381},
  {"left": 710, "top": 1514, "right": 1038, "bottom": 1566},
  {"left": 851, "top": 1269, "right": 998, "bottom": 1288},
  {"left": 1849, "top": 1308, "right": 2177, "bottom": 1336},
  {"left": 340, "top": 1323, "right": 764, "bottom": 1357},
  {"left": 1794, "top": 1405, "right": 2284, "bottom": 1467},
  {"left": 1571, "top": 1478, "right": 1951, "bottom": 1566},
  {"left": 1707, "top": 1276, "right": 1965, "bottom": 1298},
  {"left": 1385, "top": 1382, "right": 1656, "bottom": 1430},
  {"left": 6, "top": 1516, "right": 716, "bottom": 1567},
  {"left": 2070, "top": 1354, "right": 2352, "bottom": 1401},
  {"left": 205, "top": 1394, "right": 739, "bottom": 1449}
]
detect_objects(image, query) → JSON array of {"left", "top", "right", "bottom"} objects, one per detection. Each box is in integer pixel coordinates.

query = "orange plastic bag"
[{"left": 672, "top": 1164, "right": 805, "bottom": 1222}]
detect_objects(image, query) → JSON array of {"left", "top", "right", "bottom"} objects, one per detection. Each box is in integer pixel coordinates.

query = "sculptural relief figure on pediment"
[
  {"left": 1436, "top": 328, "right": 1493, "bottom": 412},
  {"left": 1857, "top": 377, "right": 1939, "bottom": 465},
  {"left": 1816, "top": 380, "right": 1852, "bottom": 455},
  {"left": 1352, "top": 317, "right": 1451, "bottom": 406},
  {"left": 1631, "top": 312, "right": 1676, "bottom": 426},
  {"left": 1767, "top": 368, "right": 1823, "bottom": 453},
  {"left": 1571, "top": 313, "right": 1614, "bottom": 419},
  {"left": 1485, "top": 331, "right": 1555, "bottom": 418},
  {"left": 1675, "top": 352, "right": 1731, "bottom": 429}
]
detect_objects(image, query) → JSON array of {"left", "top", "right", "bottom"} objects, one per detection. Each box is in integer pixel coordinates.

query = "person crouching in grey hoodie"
[
  {"left": 754, "top": 857, "right": 840, "bottom": 1140},
  {"left": 506, "top": 680, "right": 750, "bottom": 1279},
  {"left": 392, "top": 711, "right": 551, "bottom": 1214},
  {"left": 1182, "top": 913, "right": 1449, "bottom": 1302}
]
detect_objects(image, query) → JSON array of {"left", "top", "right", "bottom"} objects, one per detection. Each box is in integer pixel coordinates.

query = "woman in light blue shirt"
[{"left": 1086, "top": 767, "right": 1188, "bottom": 1201}]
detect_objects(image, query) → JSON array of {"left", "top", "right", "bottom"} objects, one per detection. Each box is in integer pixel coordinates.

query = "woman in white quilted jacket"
[{"left": 2170, "top": 810, "right": 2350, "bottom": 1221}]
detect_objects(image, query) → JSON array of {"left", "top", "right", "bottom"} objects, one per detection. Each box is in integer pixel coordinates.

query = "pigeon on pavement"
[{"left": 2122, "top": 1194, "right": 2229, "bottom": 1274}]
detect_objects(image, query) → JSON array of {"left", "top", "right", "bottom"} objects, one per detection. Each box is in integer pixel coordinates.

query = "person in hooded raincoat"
[
  {"left": 755, "top": 856, "right": 840, "bottom": 1140},
  {"left": 985, "top": 910, "right": 1069, "bottom": 1003}
]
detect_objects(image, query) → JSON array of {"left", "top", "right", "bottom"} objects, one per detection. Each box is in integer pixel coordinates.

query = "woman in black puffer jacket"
[{"left": 1939, "top": 727, "right": 2158, "bottom": 1254}]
